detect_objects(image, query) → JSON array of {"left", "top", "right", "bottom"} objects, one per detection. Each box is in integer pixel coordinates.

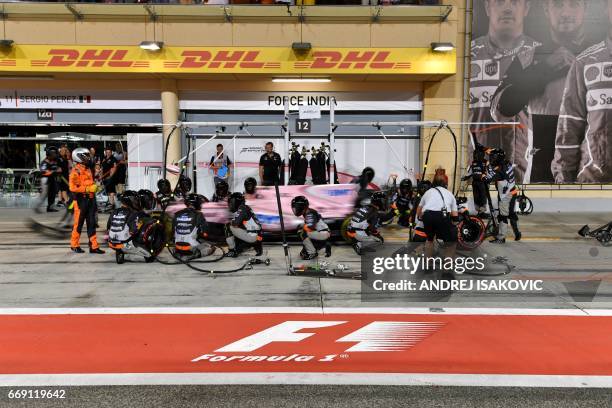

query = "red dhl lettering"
[
  {"left": 47, "top": 49, "right": 134, "bottom": 67},
  {"left": 310, "top": 50, "right": 394, "bottom": 69},
  {"left": 179, "top": 50, "right": 264, "bottom": 69}
]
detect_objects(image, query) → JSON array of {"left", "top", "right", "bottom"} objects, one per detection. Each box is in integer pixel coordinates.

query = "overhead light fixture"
[
  {"left": 0, "top": 40, "right": 14, "bottom": 49},
  {"left": 272, "top": 78, "right": 331, "bottom": 83},
  {"left": 431, "top": 42, "right": 454, "bottom": 52},
  {"left": 139, "top": 41, "right": 164, "bottom": 51},
  {"left": 291, "top": 42, "right": 312, "bottom": 52}
]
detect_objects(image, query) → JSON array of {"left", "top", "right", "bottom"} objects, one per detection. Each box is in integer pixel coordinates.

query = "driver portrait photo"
[{"left": 470, "top": 0, "right": 610, "bottom": 184}]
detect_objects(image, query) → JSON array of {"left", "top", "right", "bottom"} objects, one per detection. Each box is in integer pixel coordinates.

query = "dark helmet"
[
  {"left": 417, "top": 180, "right": 432, "bottom": 196},
  {"left": 157, "top": 179, "right": 172, "bottom": 195},
  {"left": 45, "top": 146, "right": 58, "bottom": 159},
  {"left": 473, "top": 148, "right": 485, "bottom": 162},
  {"left": 138, "top": 189, "right": 156, "bottom": 211},
  {"left": 120, "top": 190, "right": 141, "bottom": 211},
  {"left": 228, "top": 192, "right": 245, "bottom": 213},
  {"left": 370, "top": 191, "right": 386, "bottom": 210},
  {"left": 399, "top": 178, "right": 413, "bottom": 195},
  {"left": 244, "top": 177, "right": 257, "bottom": 195},
  {"left": 185, "top": 193, "right": 206, "bottom": 210},
  {"left": 215, "top": 180, "right": 229, "bottom": 197},
  {"left": 291, "top": 195, "right": 309, "bottom": 217},
  {"left": 362, "top": 167, "right": 375, "bottom": 183},
  {"left": 489, "top": 148, "right": 506, "bottom": 166},
  {"left": 177, "top": 175, "right": 192, "bottom": 193}
]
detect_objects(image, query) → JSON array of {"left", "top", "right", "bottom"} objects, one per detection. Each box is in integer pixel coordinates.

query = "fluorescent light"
[
  {"left": 431, "top": 42, "right": 454, "bottom": 52},
  {"left": 139, "top": 41, "right": 163, "bottom": 51},
  {"left": 272, "top": 78, "right": 331, "bottom": 83}
]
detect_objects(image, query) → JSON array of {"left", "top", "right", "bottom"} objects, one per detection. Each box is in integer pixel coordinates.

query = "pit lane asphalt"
[
  {"left": 1, "top": 209, "right": 611, "bottom": 309},
  {"left": 1, "top": 385, "right": 610, "bottom": 408}
]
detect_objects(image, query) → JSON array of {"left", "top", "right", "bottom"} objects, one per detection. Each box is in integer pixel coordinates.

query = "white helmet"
[{"left": 72, "top": 147, "right": 91, "bottom": 164}]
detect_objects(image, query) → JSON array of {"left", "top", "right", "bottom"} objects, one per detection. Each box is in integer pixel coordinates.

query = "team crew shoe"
[
  {"left": 71, "top": 247, "right": 85, "bottom": 253},
  {"left": 489, "top": 238, "right": 506, "bottom": 244},
  {"left": 89, "top": 248, "right": 105, "bottom": 254}
]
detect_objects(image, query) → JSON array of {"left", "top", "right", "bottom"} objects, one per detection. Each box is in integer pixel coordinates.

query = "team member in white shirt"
[{"left": 416, "top": 174, "right": 458, "bottom": 258}]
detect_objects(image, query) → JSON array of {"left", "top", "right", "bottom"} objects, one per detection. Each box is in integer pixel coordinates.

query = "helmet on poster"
[
  {"left": 72, "top": 147, "right": 91, "bottom": 164},
  {"left": 215, "top": 180, "right": 229, "bottom": 197},
  {"left": 291, "top": 196, "right": 309, "bottom": 217},
  {"left": 489, "top": 149, "right": 506, "bottom": 166},
  {"left": 228, "top": 192, "right": 245, "bottom": 213},
  {"left": 120, "top": 190, "right": 141, "bottom": 211},
  {"left": 138, "top": 189, "right": 156, "bottom": 211},
  {"left": 185, "top": 193, "right": 206, "bottom": 210},
  {"left": 244, "top": 177, "right": 257, "bottom": 195},
  {"left": 399, "top": 179, "right": 413, "bottom": 195},
  {"left": 370, "top": 191, "right": 386, "bottom": 210}
]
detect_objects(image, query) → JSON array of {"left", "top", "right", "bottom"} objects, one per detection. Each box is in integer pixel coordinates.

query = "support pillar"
[{"left": 161, "top": 79, "right": 181, "bottom": 185}]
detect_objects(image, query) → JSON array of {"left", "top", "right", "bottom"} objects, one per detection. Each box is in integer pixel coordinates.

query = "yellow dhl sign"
[{"left": 0, "top": 45, "right": 456, "bottom": 75}]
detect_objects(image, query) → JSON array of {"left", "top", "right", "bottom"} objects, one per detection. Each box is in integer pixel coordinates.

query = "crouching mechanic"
[
  {"left": 225, "top": 192, "right": 263, "bottom": 257},
  {"left": 69, "top": 147, "right": 104, "bottom": 254},
  {"left": 173, "top": 193, "right": 214, "bottom": 259},
  {"left": 390, "top": 178, "right": 414, "bottom": 227},
  {"left": 107, "top": 190, "right": 150, "bottom": 260},
  {"left": 291, "top": 196, "right": 331, "bottom": 260},
  {"left": 416, "top": 174, "right": 458, "bottom": 259},
  {"left": 486, "top": 148, "right": 521, "bottom": 243},
  {"left": 347, "top": 191, "right": 386, "bottom": 255}
]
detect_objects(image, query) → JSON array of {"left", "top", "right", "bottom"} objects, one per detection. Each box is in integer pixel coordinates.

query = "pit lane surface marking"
[{"left": 1, "top": 308, "right": 612, "bottom": 387}]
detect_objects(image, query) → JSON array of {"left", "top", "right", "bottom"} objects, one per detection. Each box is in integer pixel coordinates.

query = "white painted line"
[
  {"left": 0, "top": 307, "right": 605, "bottom": 316},
  {"left": 0, "top": 373, "right": 611, "bottom": 388}
]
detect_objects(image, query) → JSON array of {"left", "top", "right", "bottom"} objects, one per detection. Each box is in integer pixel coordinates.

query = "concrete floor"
[{"left": 1, "top": 208, "right": 611, "bottom": 310}]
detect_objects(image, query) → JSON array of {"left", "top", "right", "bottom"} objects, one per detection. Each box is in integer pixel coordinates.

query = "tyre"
[
  {"left": 116, "top": 251, "right": 125, "bottom": 265},
  {"left": 457, "top": 216, "right": 486, "bottom": 250}
]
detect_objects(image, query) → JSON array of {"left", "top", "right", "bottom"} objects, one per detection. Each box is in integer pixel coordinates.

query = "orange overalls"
[{"left": 69, "top": 163, "right": 99, "bottom": 249}]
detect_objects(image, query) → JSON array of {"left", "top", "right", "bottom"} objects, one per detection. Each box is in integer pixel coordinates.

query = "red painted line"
[{"left": 1, "top": 313, "right": 611, "bottom": 376}]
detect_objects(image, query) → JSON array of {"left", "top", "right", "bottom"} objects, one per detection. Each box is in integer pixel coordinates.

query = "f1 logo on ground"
[{"left": 190, "top": 320, "right": 444, "bottom": 363}]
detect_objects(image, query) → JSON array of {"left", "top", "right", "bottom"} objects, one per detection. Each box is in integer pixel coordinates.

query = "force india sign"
[{"left": 0, "top": 45, "right": 456, "bottom": 75}]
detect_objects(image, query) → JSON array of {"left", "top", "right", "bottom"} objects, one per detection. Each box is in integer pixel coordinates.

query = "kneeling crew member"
[
  {"left": 225, "top": 192, "right": 263, "bottom": 257},
  {"left": 347, "top": 191, "right": 386, "bottom": 255},
  {"left": 69, "top": 147, "right": 104, "bottom": 254},
  {"left": 391, "top": 178, "right": 414, "bottom": 227},
  {"left": 416, "top": 174, "right": 458, "bottom": 258},
  {"left": 291, "top": 196, "right": 331, "bottom": 260},
  {"left": 173, "top": 193, "right": 213, "bottom": 258},
  {"left": 486, "top": 148, "right": 521, "bottom": 243},
  {"left": 107, "top": 190, "right": 149, "bottom": 257}
]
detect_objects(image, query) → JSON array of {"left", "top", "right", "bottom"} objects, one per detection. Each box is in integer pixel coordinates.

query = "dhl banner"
[{"left": 0, "top": 45, "right": 456, "bottom": 75}]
